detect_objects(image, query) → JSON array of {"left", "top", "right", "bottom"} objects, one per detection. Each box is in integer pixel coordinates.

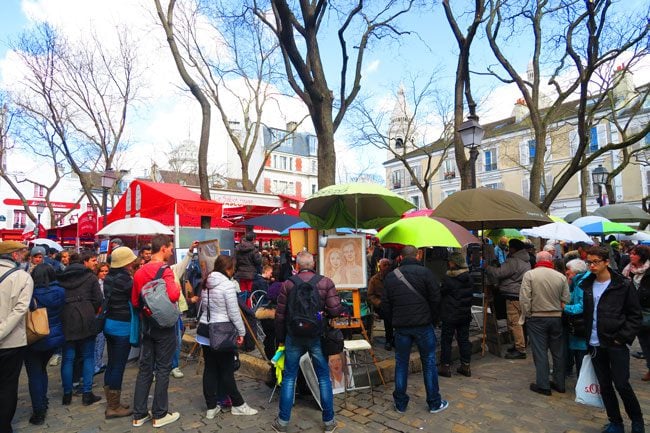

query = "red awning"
[{"left": 107, "top": 180, "right": 229, "bottom": 228}]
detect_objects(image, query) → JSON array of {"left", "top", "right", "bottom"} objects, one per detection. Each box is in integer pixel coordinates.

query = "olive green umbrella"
[
  {"left": 592, "top": 204, "right": 650, "bottom": 223},
  {"left": 433, "top": 188, "right": 552, "bottom": 230},
  {"left": 300, "top": 183, "right": 415, "bottom": 229}
]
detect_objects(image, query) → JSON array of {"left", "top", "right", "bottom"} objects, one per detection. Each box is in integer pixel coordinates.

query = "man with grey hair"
[
  {"left": 272, "top": 251, "right": 343, "bottom": 433},
  {"left": 382, "top": 245, "right": 446, "bottom": 414},
  {"left": 519, "top": 250, "right": 570, "bottom": 396}
]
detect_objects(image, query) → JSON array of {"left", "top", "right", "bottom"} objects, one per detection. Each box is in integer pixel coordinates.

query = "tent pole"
[
  {"left": 174, "top": 203, "right": 180, "bottom": 249},
  {"left": 481, "top": 222, "right": 488, "bottom": 356}
]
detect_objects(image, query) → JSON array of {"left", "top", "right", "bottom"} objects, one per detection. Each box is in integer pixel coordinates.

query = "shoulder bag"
[
  {"left": 394, "top": 268, "right": 428, "bottom": 303},
  {"left": 201, "top": 280, "right": 239, "bottom": 352},
  {"left": 27, "top": 298, "right": 50, "bottom": 345}
]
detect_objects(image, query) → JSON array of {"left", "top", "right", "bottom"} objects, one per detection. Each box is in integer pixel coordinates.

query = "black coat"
[
  {"left": 105, "top": 268, "right": 133, "bottom": 323},
  {"left": 440, "top": 270, "right": 474, "bottom": 324},
  {"left": 638, "top": 272, "right": 650, "bottom": 309},
  {"left": 582, "top": 269, "right": 642, "bottom": 348},
  {"left": 58, "top": 264, "right": 103, "bottom": 341},
  {"left": 382, "top": 257, "right": 441, "bottom": 328},
  {"left": 234, "top": 240, "right": 262, "bottom": 280}
]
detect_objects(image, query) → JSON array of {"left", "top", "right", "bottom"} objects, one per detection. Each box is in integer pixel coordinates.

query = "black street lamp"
[
  {"left": 458, "top": 116, "right": 485, "bottom": 189},
  {"left": 591, "top": 164, "right": 609, "bottom": 207},
  {"left": 101, "top": 168, "right": 117, "bottom": 226},
  {"left": 34, "top": 201, "right": 45, "bottom": 238}
]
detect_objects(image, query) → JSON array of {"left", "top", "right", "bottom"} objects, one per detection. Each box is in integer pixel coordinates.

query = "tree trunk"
[
  {"left": 311, "top": 102, "right": 336, "bottom": 188},
  {"left": 580, "top": 167, "right": 588, "bottom": 216},
  {"left": 605, "top": 182, "right": 616, "bottom": 205}
]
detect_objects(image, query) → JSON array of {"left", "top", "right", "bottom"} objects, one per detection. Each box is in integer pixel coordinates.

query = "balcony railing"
[
  {"left": 443, "top": 171, "right": 456, "bottom": 180},
  {"left": 392, "top": 181, "right": 402, "bottom": 189}
]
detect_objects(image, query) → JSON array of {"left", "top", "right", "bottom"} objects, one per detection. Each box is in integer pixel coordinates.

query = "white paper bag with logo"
[{"left": 575, "top": 354, "right": 604, "bottom": 408}]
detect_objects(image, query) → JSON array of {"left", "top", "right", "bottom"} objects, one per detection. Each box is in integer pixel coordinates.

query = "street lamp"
[
  {"left": 101, "top": 168, "right": 118, "bottom": 226},
  {"left": 591, "top": 164, "right": 609, "bottom": 207},
  {"left": 458, "top": 116, "right": 485, "bottom": 189},
  {"left": 34, "top": 201, "right": 46, "bottom": 238}
]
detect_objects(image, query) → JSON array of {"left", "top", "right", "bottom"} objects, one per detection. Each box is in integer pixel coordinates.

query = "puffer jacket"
[
  {"left": 234, "top": 240, "right": 262, "bottom": 280},
  {"left": 58, "top": 263, "right": 103, "bottom": 341},
  {"left": 105, "top": 268, "right": 133, "bottom": 323},
  {"left": 382, "top": 257, "right": 441, "bottom": 328},
  {"left": 440, "top": 269, "right": 474, "bottom": 324},
  {"left": 0, "top": 259, "right": 34, "bottom": 349},
  {"left": 199, "top": 271, "right": 246, "bottom": 337},
  {"left": 486, "top": 249, "right": 531, "bottom": 298},
  {"left": 275, "top": 269, "right": 343, "bottom": 343},
  {"left": 29, "top": 281, "right": 66, "bottom": 351},
  {"left": 582, "top": 269, "right": 642, "bottom": 347}
]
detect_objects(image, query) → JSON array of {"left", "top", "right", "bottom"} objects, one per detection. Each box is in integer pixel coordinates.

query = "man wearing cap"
[
  {"left": 0, "top": 241, "right": 34, "bottom": 433},
  {"left": 485, "top": 238, "right": 532, "bottom": 359}
]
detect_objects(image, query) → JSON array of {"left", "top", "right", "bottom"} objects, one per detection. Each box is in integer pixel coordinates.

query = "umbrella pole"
[{"left": 481, "top": 222, "right": 488, "bottom": 356}]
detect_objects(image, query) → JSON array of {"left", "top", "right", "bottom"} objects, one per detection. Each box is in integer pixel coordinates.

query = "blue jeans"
[
  {"left": 104, "top": 334, "right": 131, "bottom": 390},
  {"left": 393, "top": 324, "right": 442, "bottom": 411},
  {"left": 61, "top": 337, "right": 96, "bottom": 394},
  {"left": 171, "top": 318, "right": 182, "bottom": 369},
  {"left": 24, "top": 348, "right": 55, "bottom": 412},
  {"left": 94, "top": 332, "right": 106, "bottom": 373},
  {"left": 278, "top": 334, "right": 334, "bottom": 424}
]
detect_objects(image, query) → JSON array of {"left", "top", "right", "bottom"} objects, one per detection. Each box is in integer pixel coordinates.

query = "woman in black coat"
[{"left": 439, "top": 251, "right": 474, "bottom": 378}]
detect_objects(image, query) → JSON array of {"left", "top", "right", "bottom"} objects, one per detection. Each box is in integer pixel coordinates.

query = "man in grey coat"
[{"left": 485, "top": 238, "right": 531, "bottom": 359}]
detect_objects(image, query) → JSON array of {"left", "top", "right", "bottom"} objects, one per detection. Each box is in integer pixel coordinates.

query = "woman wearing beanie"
[
  {"left": 102, "top": 247, "right": 138, "bottom": 418},
  {"left": 438, "top": 251, "right": 474, "bottom": 378},
  {"left": 24, "top": 264, "right": 65, "bottom": 425}
]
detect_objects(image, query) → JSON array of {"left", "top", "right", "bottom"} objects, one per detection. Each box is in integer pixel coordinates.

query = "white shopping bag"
[{"left": 575, "top": 354, "right": 604, "bottom": 408}]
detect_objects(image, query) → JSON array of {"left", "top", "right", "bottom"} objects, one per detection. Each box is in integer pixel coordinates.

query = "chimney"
[
  {"left": 286, "top": 121, "right": 298, "bottom": 133},
  {"left": 511, "top": 98, "right": 528, "bottom": 122},
  {"left": 612, "top": 63, "right": 635, "bottom": 107}
]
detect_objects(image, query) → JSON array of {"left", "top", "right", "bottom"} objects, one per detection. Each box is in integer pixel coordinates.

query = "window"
[
  {"left": 483, "top": 182, "right": 503, "bottom": 189},
  {"left": 311, "top": 184, "right": 317, "bottom": 194},
  {"left": 442, "top": 159, "right": 456, "bottom": 180},
  {"left": 311, "top": 160, "right": 317, "bottom": 174},
  {"left": 410, "top": 166, "right": 421, "bottom": 185},
  {"left": 520, "top": 139, "right": 536, "bottom": 165},
  {"left": 588, "top": 126, "right": 606, "bottom": 153},
  {"left": 522, "top": 178, "right": 529, "bottom": 198},
  {"left": 484, "top": 149, "right": 497, "bottom": 172},
  {"left": 13, "top": 210, "right": 27, "bottom": 229},
  {"left": 33, "top": 184, "right": 45, "bottom": 198},
  {"left": 410, "top": 195, "right": 420, "bottom": 210},
  {"left": 289, "top": 158, "right": 294, "bottom": 171},
  {"left": 308, "top": 136, "right": 318, "bottom": 156},
  {"left": 441, "top": 189, "right": 458, "bottom": 202},
  {"left": 391, "top": 169, "right": 404, "bottom": 189},
  {"left": 278, "top": 156, "right": 287, "bottom": 170},
  {"left": 54, "top": 212, "right": 67, "bottom": 226}
]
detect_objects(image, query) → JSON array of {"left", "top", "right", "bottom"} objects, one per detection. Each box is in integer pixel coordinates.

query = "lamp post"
[
  {"left": 591, "top": 164, "right": 609, "bottom": 207},
  {"left": 34, "top": 201, "right": 46, "bottom": 238},
  {"left": 458, "top": 116, "right": 485, "bottom": 189},
  {"left": 101, "top": 168, "right": 117, "bottom": 227}
]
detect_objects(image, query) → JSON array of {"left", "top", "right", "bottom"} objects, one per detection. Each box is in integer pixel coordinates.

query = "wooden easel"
[{"left": 330, "top": 287, "right": 385, "bottom": 385}]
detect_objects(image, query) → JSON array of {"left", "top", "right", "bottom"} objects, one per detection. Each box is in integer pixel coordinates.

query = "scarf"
[
  {"left": 534, "top": 260, "right": 555, "bottom": 270},
  {"left": 622, "top": 260, "right": 649, "bottom": 289},
  {"left": 446, "top": 268, "right": 469, "bottom": 277}
]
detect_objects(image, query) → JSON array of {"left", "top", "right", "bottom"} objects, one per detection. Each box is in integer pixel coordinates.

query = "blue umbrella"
[
  {"left": 240, "top": 214, "right": 303, "bottom": 232},
  {"left": 280, "top": 221, "right": 353, "bottom": 236}
]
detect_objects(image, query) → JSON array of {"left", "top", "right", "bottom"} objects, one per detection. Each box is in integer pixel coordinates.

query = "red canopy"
[{"left": 107, "top": 180, "right": 230, "bottom": 228}]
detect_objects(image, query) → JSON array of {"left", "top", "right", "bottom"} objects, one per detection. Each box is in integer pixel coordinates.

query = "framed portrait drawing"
[{"left": 319, "top": 235, "right": 367, "bottom": 288}]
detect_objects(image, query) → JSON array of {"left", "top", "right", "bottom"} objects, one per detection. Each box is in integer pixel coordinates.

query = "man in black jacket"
[
  {"left": 582, "top": 246, "right": 643, "bottom": 433},
  {"left": 382, "top": 245, "right": 447, "bottom": 414}
]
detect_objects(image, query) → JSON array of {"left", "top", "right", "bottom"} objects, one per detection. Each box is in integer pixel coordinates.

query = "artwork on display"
[
  {"left": 198, "top": 239, "right": 220, "bottom": 277},
  {"left": 319, "top": 235, "right": 367, "bottom": 288},
  {"left": 299, "top": 353, "right": 323, "bottom": 410},
  {"left": 329, "top": 350, "right": 354, "bottom": 394}
]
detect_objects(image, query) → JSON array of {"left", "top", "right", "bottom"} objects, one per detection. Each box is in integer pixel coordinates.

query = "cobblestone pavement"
[{"left": 12, "top": 345, "right": 650, "bottom": 433}]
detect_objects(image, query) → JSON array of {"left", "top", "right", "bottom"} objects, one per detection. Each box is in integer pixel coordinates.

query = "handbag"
[
  {"left": 575, "top": 354, "right": 604, "bottom": 408},
  {"left": 129, "top": 302, "right": 141, "bottom": 347},
  {"left": 204, "top": 282, "right": 239, "bottom": 352},
  {"left": 26, "top": 299, "right": 50, "bottom": 345},
  {"left": 321, "top": 324, "right": 344, "bottom": 356}
]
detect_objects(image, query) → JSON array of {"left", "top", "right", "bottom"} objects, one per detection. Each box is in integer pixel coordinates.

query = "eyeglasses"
[{"left": 585, "top": 259, "right": 605, "bottom": 266}]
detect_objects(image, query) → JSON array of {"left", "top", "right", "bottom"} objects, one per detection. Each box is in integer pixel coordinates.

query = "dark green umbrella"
[
  {"left": 300, "top": 183, "right": 415, "bottom": 229},
  {"left": 592, "top": 204, "right": 650, "bottom": 223},
  {"left": 564, "top": 211, "right": 594, "bottom": 223}
]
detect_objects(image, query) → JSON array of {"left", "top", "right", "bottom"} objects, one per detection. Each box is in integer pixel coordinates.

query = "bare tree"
[
  {"left": 484, "top": 0, "right": 649, "bottom": 210},
  {"left": 349, "top": 76, "right": 454, "bottom": 208},
  {"left": 442, "top": 0, "right": 485, "bottom": 190},
  {"left": 252, "top": 0, "right": 415, "bottom": 188}
]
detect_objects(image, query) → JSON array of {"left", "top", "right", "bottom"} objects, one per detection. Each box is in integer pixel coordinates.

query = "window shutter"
[
  {"left": 520, "top": 141, "right": 529, "bottom": 166},
  {"left": 598, "top": 125, "right": 607, "bottom": 148},
  {"left": 569, "top": 130, "right": 578, "bottom": 156},
  {"left": 522, "top": 178, "right": 530, "bottom": 198}
]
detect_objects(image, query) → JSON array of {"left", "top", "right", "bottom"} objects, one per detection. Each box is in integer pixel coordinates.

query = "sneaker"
[
  {"left": 171, "top": 367, "right": 184, "bottom": 378},
  {"left": 49, "top": 354, "right": 61, "bottom": 366},
  {"left": 205, "top": 406, "right": 221, "bottom": 420},
  {"left": 504, "top": 351, "right": 526, "bottom": 360},
  {"left": 231, "top": 402, "right": 258, "bottom": 416},
  {"left": 393, "top": 404, "right": 406, "bottom": 414},
  {"left": 133, "top": 413, "right": 152, "bottom": 427},
  {"left": 429, "top": 400, "right": 449, "bottom": 414},
  {"left": 152, "top": 412, "right": 180, "bottom": 428},
  {"left": 601, "top": 422, "right": 625, "bottom": 433},
  {"left": 271, "top": 418, "right": 288, "bottom": 432},
  {"left": 324, "top": 421, "right": 338, "bottom": 433}
]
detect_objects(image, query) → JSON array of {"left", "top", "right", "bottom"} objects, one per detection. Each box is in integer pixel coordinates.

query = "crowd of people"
[{"left": 1, "top": 229, "right": 649, "bottom": 433}]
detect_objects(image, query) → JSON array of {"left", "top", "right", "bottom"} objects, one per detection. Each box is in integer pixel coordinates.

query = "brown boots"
[
  {"left": 439, "top": 363, "right": 471, "bottom": 378},
  {"left": 456, "top": 363, "right": 471, "bottom": 377},
  {"left": 438, "top": 364, "right": 452, "bottom": 377},
  {"left": 104, "top": 388, "right": 133, "bottom": 419}
]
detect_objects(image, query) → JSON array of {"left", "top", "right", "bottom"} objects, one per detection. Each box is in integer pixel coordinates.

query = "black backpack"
[{"left": 286, "top": 274, "right": 323, "bottom": 338}]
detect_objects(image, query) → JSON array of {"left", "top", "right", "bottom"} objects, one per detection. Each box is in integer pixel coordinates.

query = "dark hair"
[
  {"left": 140, "top": 245, "right": 152, "bottom": 253},
  {"left": 68, "top": 252, "right": 81, "bottom": 264},
  {"left": 630, "top": 245, "right": 650, "bottom": 263},
  {"left": 47, "top": 248, "right": 58, "bottom": 256},
  {"left": 585, "top": 246, "right": 610, "bottom": 261},
  {"left": 213, "top": 255, "right": 235, "bottom": 276},
  {"left": 80, "top": 250, "right": 97, "bottom": 263},
  {"left": 245, "top": 231, "right": 256, "bottom": 242},
  {"left": 151, "top": 234, "right": 172, "bottom": 254},
  {"left": 508, "top": 239, "right": 526, "bottom": 251},
  {"left": 32, "top": 263, "right": 55, "bottom": 287}
]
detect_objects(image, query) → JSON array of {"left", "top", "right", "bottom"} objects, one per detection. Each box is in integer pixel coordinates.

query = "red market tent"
[{"left": 107, "top": 180, "right": 230, "bottom": 228}]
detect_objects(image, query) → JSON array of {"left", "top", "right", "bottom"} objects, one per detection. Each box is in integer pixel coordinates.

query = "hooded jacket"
[
  {"left": 440, "top": 269, "right": 474, "bottom": 324},
  {"left": 582, "top": 269, "right": 642, "bottom": 347},
  {"left": 486, "top": 249, "right": 531, "bottom": 298},
  {"left": 58, "top": 263, "right": 103, "bottom": 341},
  {"left": 234, "top": 240, "right": 262, "bottom": 280}
]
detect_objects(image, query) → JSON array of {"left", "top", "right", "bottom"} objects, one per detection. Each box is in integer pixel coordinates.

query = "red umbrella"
[
  {"left": 402, "top": 208, "right": 434, "bottom": 218},
  {"left": 430, "top": 217, "right": 479, "bottom": 246}
]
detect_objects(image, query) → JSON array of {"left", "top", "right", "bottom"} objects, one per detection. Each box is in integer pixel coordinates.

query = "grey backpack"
[{"left": 141, "top": 265, "right": 179, "bottom": 328}]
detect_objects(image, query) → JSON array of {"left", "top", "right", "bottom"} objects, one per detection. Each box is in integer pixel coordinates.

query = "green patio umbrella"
[
  {"left": 300, "top": 183, "right": 415, "bottom": 229},
  {"left": 484, "top": 228, "right": 524, "bottom": 243},
  {"left": 377, "top": 217, "right": 463, "bottom": 248}
]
